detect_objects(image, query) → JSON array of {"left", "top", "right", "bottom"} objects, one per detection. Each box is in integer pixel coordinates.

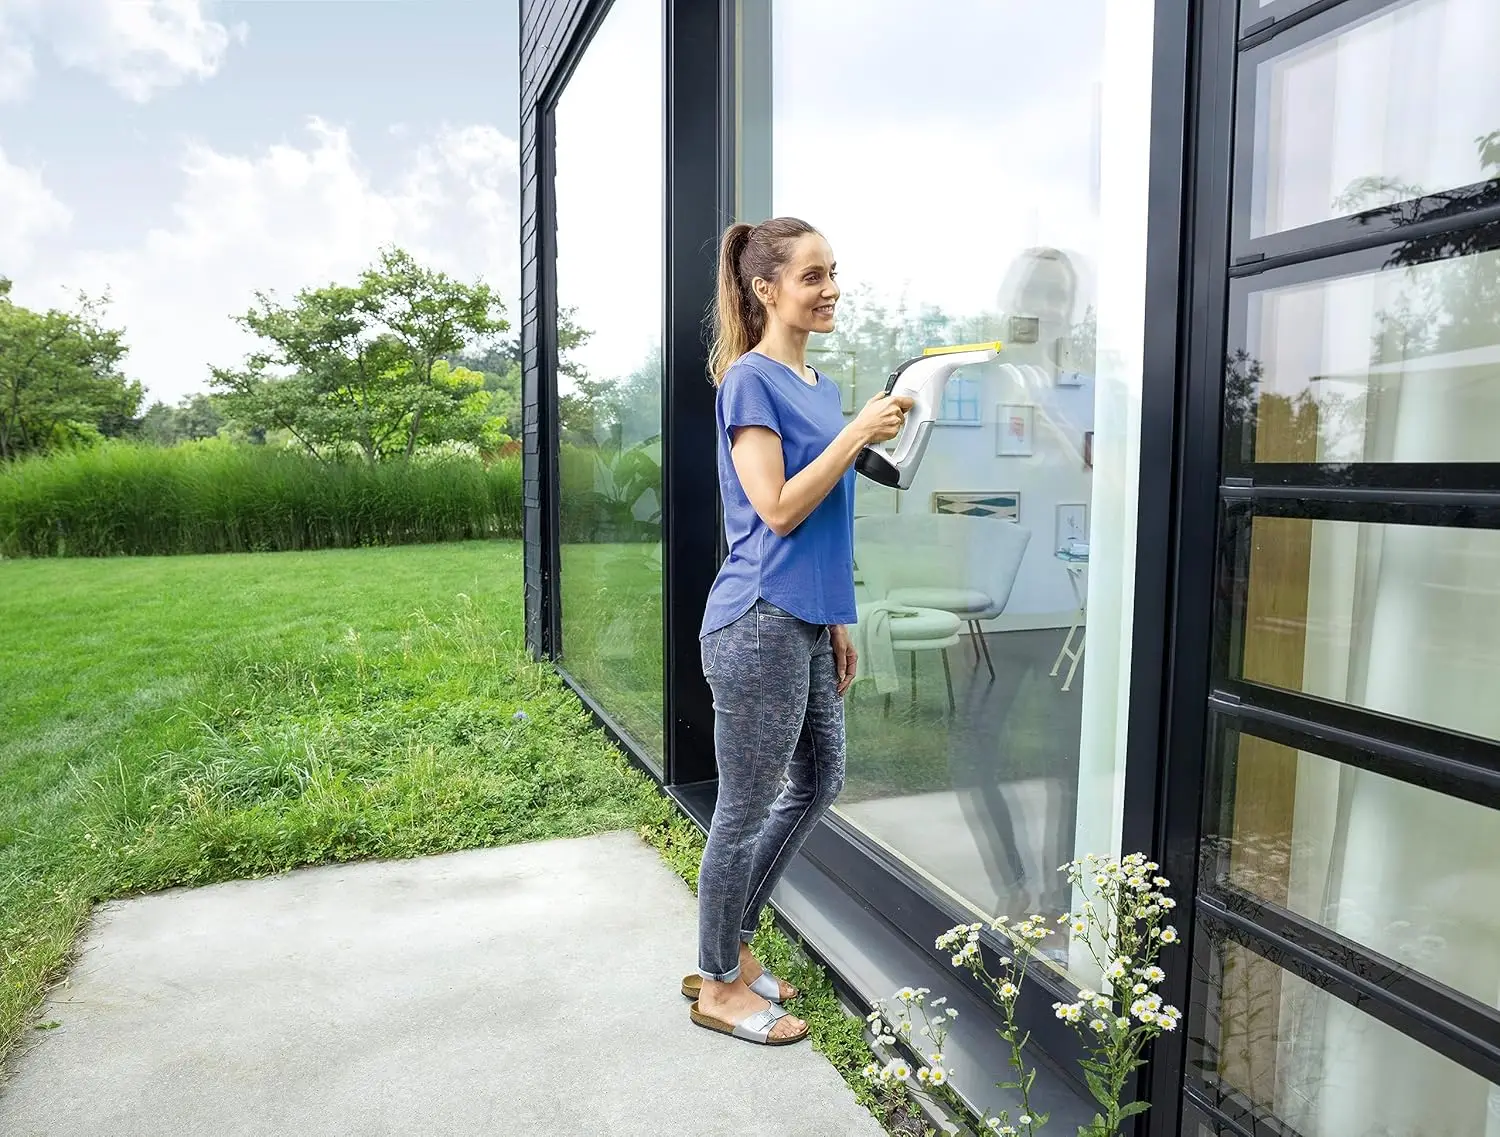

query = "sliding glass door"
[{"left": 1185, "top": 1, "right": 1500, "bottom": 1132}]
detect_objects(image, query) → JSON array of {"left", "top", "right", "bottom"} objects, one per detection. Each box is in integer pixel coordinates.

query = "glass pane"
[
  {"left": 1248, "top": 0, "right": 1500, "bottom": 239},
  {"left": 737, "top": 0, "right": 1157, "bottom": 985},
  {"left": 1210, "top": 730, "right": 1500, "bottom": 1007},
  {"left": 1200, "top": 939, "right": 1500, "bottom": 1137},
  {"left": 1235, "top": 516, "right": 1500, "bottom": 743},
  {"left": 1230, "top": 242, "right": 1500, "bottom": 465},
  {"left": 554, "top": 0, "right": 665, "bottom": 760}
]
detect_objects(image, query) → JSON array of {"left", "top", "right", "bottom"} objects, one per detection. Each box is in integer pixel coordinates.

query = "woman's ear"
[{"left": 752, "top": 275, "right": 776, "bottom": 308}]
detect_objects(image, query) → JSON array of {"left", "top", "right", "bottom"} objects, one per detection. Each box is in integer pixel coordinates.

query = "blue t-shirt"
[{"left": 700, "top": 351, "right": 857, "bottom": 636}]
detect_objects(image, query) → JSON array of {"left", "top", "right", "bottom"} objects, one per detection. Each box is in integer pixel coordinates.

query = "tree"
[
  {"left": 137, "top": 393, "right": 225, "bottom": 446},
  {"left": 211, "top": 247, "right": 509, "bottom": 462},
  {"left": 0, "top": 285, "right": 141, "bottom": 461}
]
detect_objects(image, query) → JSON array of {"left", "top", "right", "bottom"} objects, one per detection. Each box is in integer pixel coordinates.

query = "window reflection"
[
  {"left": 1210, "top": 731, "right": 1500, "bottom": 1007},
  {"left": 1200, "top": 938, "right": 1500, "bottom": 1137},
  {"left": 554, "top": 0, "right": 665, "bottom": 760},
  {"left": 1231, "top": 235, "right": 1500, "bottom": 467},
  {"left": 1248, "top": 0, "right": 1500, "bottom": 238},
  {"left": 1234, "top": 515, "right": 1500, "bottom": 744},
  {"left": 738, "top": 0, "right": 1157, "bottom": 982}
]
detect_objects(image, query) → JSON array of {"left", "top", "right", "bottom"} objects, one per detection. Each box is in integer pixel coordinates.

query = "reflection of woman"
[{"left": 684, "top": 217, "right": 911, "bottom": 1046}]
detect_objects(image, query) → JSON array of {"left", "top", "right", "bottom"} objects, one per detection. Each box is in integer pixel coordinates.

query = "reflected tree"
[
  {"left": 1341, "top": 130, "right": 1500, "bottom": 364},
  {"left": 557, "top": 343, "right": 663, "bottom": 544}
]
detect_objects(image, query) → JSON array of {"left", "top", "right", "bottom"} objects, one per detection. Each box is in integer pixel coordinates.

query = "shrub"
[{"left": 0, "top": 441, "right": 522, "bottom": 557}]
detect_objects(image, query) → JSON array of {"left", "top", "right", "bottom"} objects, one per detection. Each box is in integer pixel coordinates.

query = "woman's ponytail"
[
  {"left": 708, "top": 216, "right": 817, "bottom": 385},
  {"left": 710, "top": 222, "right": 756, "bottom": 385}
]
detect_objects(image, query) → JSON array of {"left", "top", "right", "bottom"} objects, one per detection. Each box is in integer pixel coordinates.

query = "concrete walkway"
[{"left": 0, "top": 831, "right": 884, "bottom": 1137}]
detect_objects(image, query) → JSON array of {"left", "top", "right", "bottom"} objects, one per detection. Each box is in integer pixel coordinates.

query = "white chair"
[
  {"left": 854, "top": 601, "right": 962, "bottom": 715},
  {"left": 854, "top": 513, "right": 1032, "bottom": 678}
]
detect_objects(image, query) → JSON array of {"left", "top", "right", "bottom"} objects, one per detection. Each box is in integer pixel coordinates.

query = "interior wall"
[{"left": 890, "top": 347, "right": 1096, "bottom": 626}]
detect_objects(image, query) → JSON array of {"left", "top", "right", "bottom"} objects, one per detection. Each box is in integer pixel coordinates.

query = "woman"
[{"left": 683, "top": 217, "right": 913, "bottom": 1045}]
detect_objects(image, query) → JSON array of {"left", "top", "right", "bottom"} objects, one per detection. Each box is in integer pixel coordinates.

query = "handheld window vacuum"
[{"left": 854, "top": 341, "right": 1003, "bottom": 489}]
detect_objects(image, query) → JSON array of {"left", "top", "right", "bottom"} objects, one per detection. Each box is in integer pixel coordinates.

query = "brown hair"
[{"left": 709, "top": 216, "right": 819, "bottom": 384}]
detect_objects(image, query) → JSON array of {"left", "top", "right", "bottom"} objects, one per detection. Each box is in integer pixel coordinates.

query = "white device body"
[{"left": 857, "top": 346, "right": 999, "bottom": 490}]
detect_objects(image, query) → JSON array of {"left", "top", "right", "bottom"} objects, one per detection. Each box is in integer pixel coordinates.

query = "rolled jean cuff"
[
  {"left": 740, "top": 929, "right": 757, "bottom": 944},
  {"left": 698, "top": 962, "right": 742, "bottom": 984}
]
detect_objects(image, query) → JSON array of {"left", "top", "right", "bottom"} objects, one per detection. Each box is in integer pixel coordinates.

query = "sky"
[
  {"left": 0, "top": 0, "right": 521, "bottom": 404},
  {"left": 0, "top": 0, "right": 1154, "bottom": 404}
]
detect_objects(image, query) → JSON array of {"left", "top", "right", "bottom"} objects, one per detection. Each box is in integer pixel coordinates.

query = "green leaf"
[
  {"left": 1083, "top": 1069, "right": 1111, "bottom": 1104},
  {"left": 1119, "top": 1100, "right": 1152, "bottom": 1118}
]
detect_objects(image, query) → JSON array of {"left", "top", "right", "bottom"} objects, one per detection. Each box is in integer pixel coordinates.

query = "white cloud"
[
  {"left": 0, "top": 16, "right": 35, "bottom": 101},
  {"left": 0, "top": 146, "right": 71, "bottom": 269},
  {"left": 16, "top": 119, "right": 520, "bottom": 403},
  {"left": 0, "top": 0, "right": 240, "bottom": 103}
]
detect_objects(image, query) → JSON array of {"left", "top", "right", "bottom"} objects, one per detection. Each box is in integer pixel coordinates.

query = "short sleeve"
[{"left": 718, "top": 362, "right": 781, "bottom": 440}]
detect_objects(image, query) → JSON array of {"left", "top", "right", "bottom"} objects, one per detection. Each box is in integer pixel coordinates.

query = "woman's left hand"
[{"left": 830, "top": 624, "right": 857, "bottom": 697}]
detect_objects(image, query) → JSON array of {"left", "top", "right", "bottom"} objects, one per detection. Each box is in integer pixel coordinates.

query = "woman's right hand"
[{"left": 855, "top": 392, "right": 915, "bottom": 445}]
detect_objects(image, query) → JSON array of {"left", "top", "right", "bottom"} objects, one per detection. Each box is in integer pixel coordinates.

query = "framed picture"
[
  {"left": 1055, "top": 503, "right": 1089, "bottom": 553},
  {"left": 996, "top": 404, "right": 1034, "bottom": 456},
  {"left": 1084, "top": 430, "right": 1094, "bottom": 469},
  {"left": 1053, "top": 337, "right": 1086, "bottom": 386},
  {"left": 930, "top": 491, "right": 1020, "bottom": 521},
  {"left": 935, "top": 375, "right": 984, "bottom": 426}
]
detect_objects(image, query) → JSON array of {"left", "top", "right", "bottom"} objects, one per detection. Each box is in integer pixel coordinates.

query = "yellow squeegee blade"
[{"left": 922, "top": 340, "right": 1003, "bottom": 357}]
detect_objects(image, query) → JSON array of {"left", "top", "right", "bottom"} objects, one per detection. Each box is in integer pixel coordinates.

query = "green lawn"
[{"left": 0, "top": 541, "right": 666, "bottom": 1062}]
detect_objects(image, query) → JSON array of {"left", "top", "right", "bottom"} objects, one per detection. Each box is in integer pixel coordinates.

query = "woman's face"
[{"left": 758, "top": 233, "right": 839, "bottom": 335}]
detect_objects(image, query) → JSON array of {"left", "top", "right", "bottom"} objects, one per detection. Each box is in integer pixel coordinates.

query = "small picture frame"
[
  {"left": 930, "top": 491, "right": 1020, "bottom": 521},
  {"left": 1084, "top": 431, "right": 1094, "bottom": 469},
  {"left": 996, "top": 404, "right": 1034, "bottom": 457},
  {"left": 1055, "top": 503, "right": 1089, "bottom": 553},
  {"left": 1053, "top": 338, "right": 1085, "bottom": 386}
]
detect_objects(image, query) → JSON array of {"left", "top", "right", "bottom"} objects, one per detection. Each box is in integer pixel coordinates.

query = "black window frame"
[{"left": 1167, "top": 0, "right": 1500, "bottom": 1132}]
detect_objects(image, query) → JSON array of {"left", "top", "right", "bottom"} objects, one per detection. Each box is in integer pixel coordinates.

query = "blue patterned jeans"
[{"left": 696, "top": 599, "right": 847, "bottom": 982}]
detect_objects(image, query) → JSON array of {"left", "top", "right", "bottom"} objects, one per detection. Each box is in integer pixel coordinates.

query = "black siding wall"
[{"left": 520, "top": 0, "right": 591, "bottom": 659}]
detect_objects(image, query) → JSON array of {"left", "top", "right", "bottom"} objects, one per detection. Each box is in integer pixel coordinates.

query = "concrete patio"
[{"left": 0, "top": 831, "right": 884, "bottom": 1137}]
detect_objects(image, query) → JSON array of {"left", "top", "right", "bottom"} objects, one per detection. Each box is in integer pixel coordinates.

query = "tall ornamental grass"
[{"left": 0, "top": 442, "right": 522, "bottom": 557}]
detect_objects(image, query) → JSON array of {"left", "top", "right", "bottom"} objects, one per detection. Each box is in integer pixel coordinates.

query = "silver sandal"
[
  {"left": 689, "top": 1000, "right": 808, "bottom": 1046},
  {"left": 680, "top": 970, "right": 797, "bottom": 1002}
]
